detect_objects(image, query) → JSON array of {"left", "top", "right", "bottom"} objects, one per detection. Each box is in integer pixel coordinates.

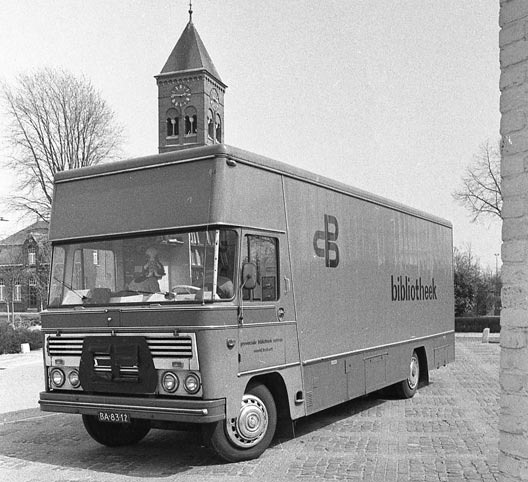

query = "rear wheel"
[
  {"left": 82, "top": 415, "right": 151, "bottom": 447},
  {"left": 208, "top": 383, "right": 277, "bottom": 462},
  {"left": 396, "top": 351, "right": 420, "bottom": 398}
]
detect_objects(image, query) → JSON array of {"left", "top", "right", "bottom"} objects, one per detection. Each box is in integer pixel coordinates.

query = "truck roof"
[{"left": 54, "top": 144, "right": 451, "bottom": 230}]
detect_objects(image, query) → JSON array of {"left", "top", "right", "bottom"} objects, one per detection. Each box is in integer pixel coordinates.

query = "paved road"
[
  {"left": 0, "top": 349, "right": 43, "bottom": 414},
  {"left": 0, "top": 336, "right": 499, "bottom": 481}
]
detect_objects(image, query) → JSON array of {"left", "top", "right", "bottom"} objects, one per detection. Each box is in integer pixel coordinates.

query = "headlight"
[
  {"left": 162, "top": 372, "right": 179, "bottom": 393},
  {"left": 184, "top": 373, "right": 200, "bottom": 394},
  {"left": 50, "top": 368, "right": 65, "bottom": 388},
  {"left": 68, "top": 370, "right": 81, "bottom": 388}
]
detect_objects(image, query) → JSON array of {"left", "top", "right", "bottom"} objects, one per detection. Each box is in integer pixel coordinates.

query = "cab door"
[{"left": 237, "top": 231, "right": 298, "bottom": 374}]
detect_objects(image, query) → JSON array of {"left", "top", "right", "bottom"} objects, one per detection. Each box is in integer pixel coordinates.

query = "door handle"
[{"left": 284, "top": 276, "right": 291, "bottom": 294}]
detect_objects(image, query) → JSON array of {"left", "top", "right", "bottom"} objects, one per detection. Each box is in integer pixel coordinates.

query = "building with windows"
[{"left": 0, "top": 220, "right": 49, "bottom": 312}]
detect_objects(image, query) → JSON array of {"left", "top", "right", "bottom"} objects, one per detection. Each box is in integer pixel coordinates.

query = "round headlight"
[
  {"left": 68, "top": 370, "right": 80, "bottom": 388},
  {"left": 162, "top": 372, "right": 179, "bottom": 393},
  {"left": 50, "top": 368, "right": 65, "bottom": 388},
  {"left": 184, "top": 373, "right": 200, "bottom": 394}
]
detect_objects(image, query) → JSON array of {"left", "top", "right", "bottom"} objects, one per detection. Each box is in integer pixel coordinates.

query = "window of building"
[
  {"left": 215, "top": 113, "right": 222, "bottom": 142},
  {"left": 166, "top": 109, "right": 180, "bottom": 137},
  {"left": 242, "top": 235, "right": 279, "bottom": 302},
  {"left": 14, "top": 281, "right": 22, "bottom": 302},
  {"left": 28, "top": 277, "right": 38, "bottom": 308},
  {"left": 207, "top": 109, "right": 214, "bottom": 140},
  {"left": 28, "top": 246, "right": 36, "bottom": 266},
  {"left": 0, "top": 279, "right": 5, "bottom": 302},
  {"left": 185, "top": 107, "right": 197, "bottom": 136}
]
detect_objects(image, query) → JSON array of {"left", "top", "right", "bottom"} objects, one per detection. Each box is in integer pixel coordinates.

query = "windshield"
[{"left": 48, "top": 229, "right": 237, "bottom": 307}]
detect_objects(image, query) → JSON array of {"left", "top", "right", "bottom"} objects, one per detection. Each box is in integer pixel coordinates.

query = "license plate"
[{"left": 97, "top": 411, "right": 131, "bottom": 424}]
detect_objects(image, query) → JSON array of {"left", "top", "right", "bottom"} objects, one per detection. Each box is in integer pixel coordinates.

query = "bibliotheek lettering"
[{"left": 391, "top": 275, "right": 437, "bottom": 302}]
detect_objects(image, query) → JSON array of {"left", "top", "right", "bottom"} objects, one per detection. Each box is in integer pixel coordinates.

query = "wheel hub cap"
[
  {"left": 226, "top": 393, "right": 268, "bottom": 448},
  {"left": 408, "top": 356, "right": 419, "bottom": 389}
]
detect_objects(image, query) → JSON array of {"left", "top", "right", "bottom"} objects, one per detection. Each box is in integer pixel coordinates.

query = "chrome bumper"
[{"left": 39, "top": 392, "right": 225, "bottom": 423}]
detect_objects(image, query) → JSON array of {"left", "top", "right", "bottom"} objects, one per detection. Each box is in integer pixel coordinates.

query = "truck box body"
[{"left": 41, "top": 143, "right": 454, "bottom": 459}]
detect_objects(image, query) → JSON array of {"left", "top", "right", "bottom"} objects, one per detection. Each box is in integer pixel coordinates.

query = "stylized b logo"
[{"left": 313, "top": 214, "right": 339, "bottom": 268}]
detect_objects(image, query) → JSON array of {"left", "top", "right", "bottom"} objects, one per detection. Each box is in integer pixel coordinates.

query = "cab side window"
[{"left": 243, "top": 235, "right": 279, "bottom": 301}]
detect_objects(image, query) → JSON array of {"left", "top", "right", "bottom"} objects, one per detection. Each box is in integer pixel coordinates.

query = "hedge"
[
  {"left": 455, "top": 316, "right": 500, "bottom": 333},
  {"left": 0, "top": 321, "right": 43, "bottom": 354},
  {"left": 0, "top": 313, "right": 41, "bottom": 327}
]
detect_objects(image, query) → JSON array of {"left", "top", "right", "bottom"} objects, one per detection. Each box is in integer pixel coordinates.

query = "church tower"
[{"left": 156, "top": 6, "right": 226, "bottom": 153}]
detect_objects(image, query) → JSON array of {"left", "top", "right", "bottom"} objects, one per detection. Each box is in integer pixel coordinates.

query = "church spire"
[
  {"left": 159, "top": 18, "right": 223, "bottom": 83},
  {"left": 188, "top": 1, "right": 193, "bottom": 23}
]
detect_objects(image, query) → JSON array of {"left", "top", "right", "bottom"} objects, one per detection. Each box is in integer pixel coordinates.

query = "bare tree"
[
  {"left": 453, "top": 140, "right": 502, "bottom": 222},
  {"left": 1, "top": 68, "right": 122, "bottom": 221}
]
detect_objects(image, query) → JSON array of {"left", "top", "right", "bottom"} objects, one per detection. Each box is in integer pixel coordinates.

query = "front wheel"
[
  {"left": 208, "top": 383, "right": 277, "bottom": 462},
  {"left": 82, "top": 415, "right": 151, "bottom": 447},
  {"left": 396, "top": 350, "right": 420, "bottom": 399}
]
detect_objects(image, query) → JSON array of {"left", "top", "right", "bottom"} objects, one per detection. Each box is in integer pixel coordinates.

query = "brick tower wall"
[{"left": 499, "top": 1, "right": 528, "bottom": 479}]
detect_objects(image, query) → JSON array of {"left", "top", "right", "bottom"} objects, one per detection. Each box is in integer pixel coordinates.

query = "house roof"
[
  {"left": 0, "top": 220, "right": 49, "bottom": 246},
  {"left": 159, "top": 20, "right": 224, "bottom": 85},
  {"left": 0, "top": 220, "right": 48, "bottom": 267},
  {"left": 0, "top": 244, "right": 23, "bottom": 267}
]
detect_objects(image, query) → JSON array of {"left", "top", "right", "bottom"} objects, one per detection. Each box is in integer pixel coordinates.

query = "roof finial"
[{"left": 188, "top": 0, "right": 193, "bottom": 22}]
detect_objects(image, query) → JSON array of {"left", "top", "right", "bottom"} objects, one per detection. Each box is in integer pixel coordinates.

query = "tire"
[
  {"left": 208, "top": 383, "right": 277, "bottom": 462},
  {"left": 396, "top": 351, "right": 420, "bottom": 399},
  {"left": 82, "top": 415, "right": 151, "bottom": 447}
]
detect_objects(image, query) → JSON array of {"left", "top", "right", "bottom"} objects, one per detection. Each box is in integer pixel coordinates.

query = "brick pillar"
[{"left": 500, "top": 1, "right": 528, "bottom": 480}]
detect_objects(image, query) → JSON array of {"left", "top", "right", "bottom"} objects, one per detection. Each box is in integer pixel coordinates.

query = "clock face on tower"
[
  {"left": 170, "top": 83, "right": 191, "bottom": 107},
  {"left": 210, "top": 88, "right": 219, "bottom": 111}
]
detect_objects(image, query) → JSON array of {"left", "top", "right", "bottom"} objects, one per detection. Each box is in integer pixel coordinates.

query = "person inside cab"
[{"left": 128, "top": 246, "right": 165, "bottom": 293}]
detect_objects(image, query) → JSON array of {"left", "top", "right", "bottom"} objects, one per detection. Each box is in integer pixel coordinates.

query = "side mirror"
[{"left": 241, "top": 262, "right": 257, "bottom": 290}]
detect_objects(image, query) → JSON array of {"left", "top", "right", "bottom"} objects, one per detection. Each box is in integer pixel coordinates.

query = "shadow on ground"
[{"left": 0, "top": 390, "right": 396, "bottom": 477}]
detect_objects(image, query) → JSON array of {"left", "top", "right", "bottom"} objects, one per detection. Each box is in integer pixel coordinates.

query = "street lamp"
[{"left": 0, "top": 218, "right": 9, "bottom": 241}]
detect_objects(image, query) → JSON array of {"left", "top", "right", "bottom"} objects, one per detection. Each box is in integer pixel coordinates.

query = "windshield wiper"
[{"left": 52, "top": 276, "right": 88, "bottom": 302}]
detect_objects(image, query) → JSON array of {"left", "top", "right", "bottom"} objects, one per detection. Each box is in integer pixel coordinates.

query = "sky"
[{"left": 0, "top": 0, "right": 501, "bottom": 270}]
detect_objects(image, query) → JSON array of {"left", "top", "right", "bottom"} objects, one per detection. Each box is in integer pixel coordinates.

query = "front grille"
[
  {"left": 145, "top": 336, "right": 193, "bottom": 358},
  {"left": 93, "top": 352, "right": 139, "bottom": 380},
  {"left": 47, "top": 336, "right": 83, "bottom": 356},
  {"left": 47, "top": 334, "right": 193, "bottom": 359}
]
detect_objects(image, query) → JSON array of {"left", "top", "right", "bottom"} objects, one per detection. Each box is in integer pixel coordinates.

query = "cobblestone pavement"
[{"left": 0, "top": 336, "right": 499, "bottom": 481}]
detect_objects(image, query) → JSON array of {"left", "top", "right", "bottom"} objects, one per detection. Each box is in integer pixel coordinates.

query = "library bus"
[{"left": 39, "top": 144, "right": 454, "bottom": 461}]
